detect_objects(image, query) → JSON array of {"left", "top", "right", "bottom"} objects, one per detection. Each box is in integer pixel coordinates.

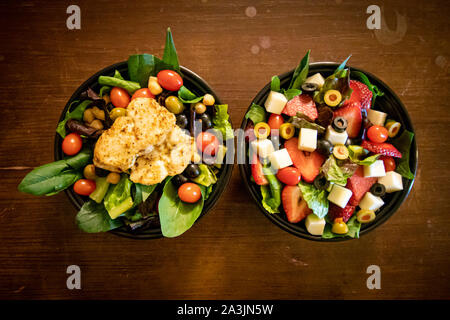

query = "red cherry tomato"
[
  {"left": 178, "top": 183, "right": 201, "bottom": 203},
  {"left": 131, "top": 88, "right": 155, "bottom": 101},
  {"left": 380, "top": 155, "right": 396, "bottom": 172},
  {"left": 367, "top": 125, "right": 389, "bottom": 143},
  {"left": 110, "top": 87, "right": 130, "bottom": 108},
  {"left": 73, "top": 179, "right": 96, "bottom": 196},
  {"left": 62, "top": 133, "right": 82, "bottom": 156},
  {"left": 276, "top": 167, "right": 301, "bottom": 186},
  {"left": 196, "top": 132, "right": 219, "bottom": 156},
  {"left": 268, "top": 114, "right": 285, "bottom": 131},
  {"left": 157, "top": 70, "right": 183, "bottom": 91}
]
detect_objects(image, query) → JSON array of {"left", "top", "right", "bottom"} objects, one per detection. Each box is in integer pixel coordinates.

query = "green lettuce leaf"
[
  {"left": 322, "top": 215, "right": 361, "bottom": 239},
  {"left": 191, "top": 164, "right": 217, "bottom": 187},
  {"left": 213, "top": 104, "right": 234, "bottom": 140},
  {"left": 103, "top": 175, "right": 134, "bottom": 219},
  {"left": 271, "top": 75, "right": 280, "bottom": 92},
  {"left": 245, "top": 103, "right": 266, "bottom": 124},
  {"left": 283, "top": 88, "right": 302, "bottom": 101},
  {"left": 392, "top": 130, "right": 415, "bottom": 179},
  {"left": 321, "top": 155, "right": 352, "bottom": 185},
  {"left": 260, "top": 167, "right": 282, "bottom": 213},
  {"left": 289, "top": 50, "right": 310, "bottom": 90},
  {"left": 348, "top": 145, "right": 380, "bottom": 165},
  {"left": 298, "top": 182, "right": 329, "bottom": 219}
]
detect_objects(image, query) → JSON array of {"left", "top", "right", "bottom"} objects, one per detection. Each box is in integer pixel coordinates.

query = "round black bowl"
[
  {"left": 239, "top": 62, "right": 417, "bottom": 241},
  {"left": 55, "top": 62, "right": 234, "bottom": 239}
]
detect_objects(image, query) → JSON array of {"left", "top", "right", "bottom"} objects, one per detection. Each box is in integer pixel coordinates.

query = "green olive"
[
  {"left": 110, "top": 108, "right": 127, "bottom": 121},
  {"left": 165, "top": 96, "right": 185, "bottom": 114}
]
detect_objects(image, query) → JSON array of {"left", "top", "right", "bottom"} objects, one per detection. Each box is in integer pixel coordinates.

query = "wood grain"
[{"left": 0, "top": 0, "right": 449, "bottom": 299}]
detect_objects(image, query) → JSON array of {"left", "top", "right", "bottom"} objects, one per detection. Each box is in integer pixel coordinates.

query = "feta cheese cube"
[
  {"left": 325, "top": 125, "right": 348, "bottom": 145},
  {"left": 359, "top": 192, "right": 384, "bottom": 211},
  {"left": 264, "top": 91, "right": 287, "bottom": 115},
  {"left": 298, "top": 128, "right": 317, "bottom": 152},
  {"left": 305, "top": 73, "right": 325, "bottom": 88},
  {"left": 367, "top": 109, "right": 387, "bottom": 126},
  {"left": 363, "top": 160, "right": 386, "bottom": 178},
  {"left": 269, "top": 148, "right": 293, "bottom": 170},
  {"left": 305, "top": 214, "right": 326, "bottom": 236},
  {"left": 378, "top": 171, "right": 403, "bottom": 193},
  {"left": 251, "top": 139, "right": 274, "bottom": 159},
  {"left": 327, "top": 184, "right": 353, "bottom": 208}
]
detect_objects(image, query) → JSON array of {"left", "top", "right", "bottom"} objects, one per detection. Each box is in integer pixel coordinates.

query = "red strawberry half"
[
  {"left": 281, "top": 185, "right": 312, "bottom": 223},
  {"left": 284, "top": 138, "right": 325, "bottom": 183},
  {"left": 334, "top": 101, "right": 362, "bottom": 138},
  {"left": 346, "top": 80, "right": 373, "bottom": 111},
  {"left": 328, "top": 203, "right": 355, "bottom": 223},
  {"left": 361, "top": 140, "right": 402, "bottom": 158},
  {"left": 251, "top": 153, "right": 268, "bottom": 186},
  {"left": 282, "top": 94, "right": 318, "bottom": 120},
  {"left": 346, "top": 166, "right": 378, "bottom": 206}
]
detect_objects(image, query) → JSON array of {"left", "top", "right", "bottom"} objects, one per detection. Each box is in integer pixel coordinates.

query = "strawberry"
[
  {"left": 346, "top": 166, "right": 378, "bottom": 206},
  {"left": 281, "top": 185, "right": 312, "bottom": 223},
  {"left": 346, "top": 80, "right": 373, "bottom": 111},
  {"left": 334, "top": 101, "right": 362, "bottom": 138},
  {"left": 282, "top": 94, "right": 318, "bottom": 120},
  {"left": 328, "top": 203, "right": 355, "bottom": 223},
  {"left": 361, "top": 140, "right": 402, "bottom": 158},
  {"left": 251, "top": 153, "right": 268, "bottom": 186},
  {"left": 284, "top": 138, "right": 325, "bottom": 183}
]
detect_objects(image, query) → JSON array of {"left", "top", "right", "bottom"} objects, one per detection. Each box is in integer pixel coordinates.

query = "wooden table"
[{"left": 0, "top": 0, "right": 449, "bottom": 300}]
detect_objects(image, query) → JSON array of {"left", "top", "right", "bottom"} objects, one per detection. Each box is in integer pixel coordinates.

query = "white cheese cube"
[
  {"left": 269, "top": 149, "right": 293, "bottom": 170},
  {"left": 298, "top": 128, "right": 317, "bottom": 152},
  {"left": 305, "top": 214, "right": 326, "bottom": 236},
  {"left": 378, "top": 171, "right": 403, "bottom": 193},
  {"left": 359, "top": 192, "right": 384, "bottom": 211},
  {"left": 327, "top": 184, "right": 353, "bottom": 208},
  {"left": 367, "top": 109, "right": 387, "bottom": 126},
  {"left": 251, "top": 139, "right": 274, "bottom": 159},
  {"left": 305, "top": 73, "right": 325, "bottom": 88},
  {"left": 264, "top": 91, "right": 287, "bottom": 115},
  {"left": 325, "top": 125, "right": 348, "bottom": 145},
  {"left": 363, "top": 160, "right": 386, "bottom": 178}
]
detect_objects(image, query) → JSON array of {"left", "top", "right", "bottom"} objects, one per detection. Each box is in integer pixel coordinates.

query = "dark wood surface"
[{"left": 0, "top": 0, "right": 449, "bottom": 299}]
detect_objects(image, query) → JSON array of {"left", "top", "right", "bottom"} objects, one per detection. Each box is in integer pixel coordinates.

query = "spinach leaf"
[
  {"left": 132, "top": 183, "right": 157, "bottom": 208},
  {"left": 56, "top": 100, "right": 92, "bottom": 138},
  {"left": 289, "top": 113, "right": 325, "bottom": 134},
  {"left": 162, "top": 27, "right": 180, "bottom": 72},
  {"left": 245, "top": 103, "right": 266, "bottom": 124},
  {"left": 158, "top": 178, "right": 205, "bottom": 238},
  {"left": 127, "top": 54, "right": 157, "bottom": 88},
  {"left": 322, "top": 215, "right": 361, "bottom": 239},
  {"left": 213, "top": 104, "right": 234, "bottom": 140},
  {"left": 98, "top": 76, "right": 140, "bottom": 94},
  {"left": 191, "top": 164, "right": 217, "bottom": 187},
  {"left": 76, "top": 200, "right": 123, "bottom": 233},
  {"left": 392, "top": 130, "right": 415, "bottom": 179},
  {"left": 352, "top": 70, "right": 384, "bottom": 105},
  {"left": 348, "top": 145, "right": 380, "bottom": 166},
  {"left": 298, "top": 182, "right": 329, "bottom": 219},
  {"left": 178, "top": 86, "right": 203, "bottom": 104},
  {"left": 261, "top": 167, "right": 282, "bottom": 213},
  {"left": 289, "top": 50, "right": 310, "bottom": 90},
  {"left": 271, "top": 75, "right": 280, "bottom": 92},
  {"left": 104, "top": 175, "right": 134, "bottom": 219},
  {"left": 334, "top": 55, "right": 352, "bottom": 73},
  {"left": 314, "top": 68, "right": 352, "bottom": 107},
  {"left": 283, "top": 88, "right": 302, "bottom": 101}
]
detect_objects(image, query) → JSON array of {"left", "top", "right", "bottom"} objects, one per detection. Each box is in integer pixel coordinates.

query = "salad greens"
[
  {"left": 321, "top": 155, "right": 352, "bottom": 186},
  {"left": 283, "top": 88, "right": 302, "bottom": 101},
  {"left": 98, "top": 76, "right": 141, "bottom": 94},
  {"left": 191, "top": 164, "right": 217, "bottom": 187},
  {"left": 289, "top": 113, "right": 326, "bottom": 134},
  {"left": 89, "top": 177, "right": 110, "bottom": 203},
  {"left": 314, "top": 68, "right": 352, "bottom": 107},
  {"left": 76, "top": 200, "right": 124, "bottom": 233},
  {"left": 298, "top": 182, "right": 329, "bottom": 219},
  {"left": 162, "top": 27, "right": 180, "bottom": 73},
  {"left": 322, "top": 215, "right": 361, "bottom": 239},
  {"left": 392, "top": 130, "right": 415, "bottom": 179},
  {"left": 352, "top": 70, "right": 384, "bottom": 105},
  {"left": 104, "top": 175, "right": 134, "bottom": 219},
  {"left": 288, "top": 50, "right": 310, "bottom": 90},
  {"left": 348, "top": 145, "right": 380, "bottom": 165},
  {"left": 270, "top": 75, "right": 280, "bottom": 92},
  {"left": 213, "top": 104, "right": 234, "bottom": 140},
  {"left": 261, "top": 167, "right": 282, "bottom": 213},
  {"left": 178, "top": 86, "right": 203, "bottom": 104},
  {"left": 245, "top": 103, "right": 266, "bottom": 124},
  {"left": 56, "top": 100, "right": 92, "bottom": 138}
]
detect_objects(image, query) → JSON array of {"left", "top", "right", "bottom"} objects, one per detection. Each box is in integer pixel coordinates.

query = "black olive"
[
  {"left": 345, "top": 138, "right": 362, "bottom": 146},
  {"left": 199, "top": 113, "right": 212, "bottom": 131},
  {"left": 317, "top": 139, "right": 333, "bottom": 156},
  {"left": 301, "top": 82, "right": 318, "bottom": 92},
  {"left": 332, "top": 116, "right": 348, "bottom": 133},
  {"left": 184, "top": 164, "right": 201, "bottom": 178},
  {"left": 370, "top": 183, "right": 386, "bottom": 197},
  {"left": 313, "top": 174, "right": 330, "bottom": 190},
  {"left": 172, "top": 174, "right": 189, "bottom": 188},
  {"left": 95, "top": 167, "right": 109, "bottom": 177},
  {"left": 176, "top": 114, "right": 189, "bottom": 129}
]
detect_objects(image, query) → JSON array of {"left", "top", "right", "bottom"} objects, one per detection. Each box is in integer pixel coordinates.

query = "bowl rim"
[
  {"left": 54, "top": 61, "right": 234, "bottom": 239},
  {"left": 238, "top": 61, "right": 418, "bottom": 242}
]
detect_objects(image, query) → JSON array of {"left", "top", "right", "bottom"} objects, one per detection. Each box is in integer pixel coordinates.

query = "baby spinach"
[
  {"left": 271, "top": 75, "right": 280, "bottom": 92},
  {"left": 178, "top": 86, "right": 203, "bottom": 104},
  {"left": 288, "top": 50, "right": 310, "bottom": 90},
  {"left": 56, "top": 100, "right": 92, "bottom": 138},
  {"left": 314, "top": 68, "right": 352, "bottom": 107},
  {"left": 283, "top": 88, "right": 302, "bottom": 101},
  {"left": 348, "top": 145, "right": 380, "bottom": 165},
  {"left": 132, "top": 183, "right": 157, "bottom": 208},
  {"left": 334, "top": 55, "right": 352, "bottom": 73},
  {"left": 322, "top": 215, "right": 361, "bottom": 239},
  {"left": 213, "top": 104, "right": 234, "bottom": 140},
  {"left": 76, "top": 200, "right": 123, "bottom": 233},
  {"left": 352, "top": 70, "right": 384, "bottom": 105},
  {"left": 245, "top": 103, "right": 266, "bottom": 125},
  {"left": 162, "top": 27, "right": 180, "bottom": 73},
  {"left": 127, "top": 54, "right": 159, "bottom": 88},
  {"left": 158, "top": 178, "right": 205, "bottom": 238},
  {"left": 392, "top": 130, "right": 415, "bottom": 179},
  {"left": 298, "top": 182, "right": 329, "bottom": 219},
  {"left": 98, "top": 76, "right": 140, "bottom": 94}
]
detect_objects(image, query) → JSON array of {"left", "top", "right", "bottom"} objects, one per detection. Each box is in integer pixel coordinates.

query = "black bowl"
[
  {"left": 55, "top": 62, "right": 234, "bottom": 239},
  {"left": 238, "top": 62, "right": 417, "bottom": 241}
]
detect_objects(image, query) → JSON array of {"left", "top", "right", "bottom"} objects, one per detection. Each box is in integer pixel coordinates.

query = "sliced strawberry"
[
  {"left": 245, "top": 123, "right": 256, "bottom": 142},
  {"left": 334, "top": 101, "right": 362, "bottom": 138},
  {"left": 251, "top": 153, "right": 268, "bottom": 186},
  {"left": 282, "top": 94, "right": 318, "bottom": 120},
  {"left": 284, "top": 138, "right": 325, "bottom": 183},
  {"left": 328, "top": 203, "right": 355, "bottom": 223},
  {"left": 361, "top": 140, "right": 402, "bottom": 158},
  {"left": 346, "top": 166, "right": 378, "bottom": 206},
  {"left": 346, "top": 80, "right": 373, "bottom": 111},
  {"left": 281, "top": 185, "right": 312, "bottom": 223}
]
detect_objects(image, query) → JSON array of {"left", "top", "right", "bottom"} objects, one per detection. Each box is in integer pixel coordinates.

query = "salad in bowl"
[
  {"left": 18, "top": 29, "right": 233, "bottom": 238},
  {"left": 239, "top": 51, "right": 416, "bottom": 240}
]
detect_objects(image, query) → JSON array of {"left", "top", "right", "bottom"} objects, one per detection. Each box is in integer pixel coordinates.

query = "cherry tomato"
[
  {"left": 73, "top": 179, "right": 96, "bottom": 196},
  {"left": 131, "top": 88, "right": 155, "bottom": 101},
  {"left": 268, "top": 114, "right": 285, "bottom": 131},
  {"left": 276, "top": 167, "right": 301, "bottom": 186},
  {"left": 157, "top": 70, "right": 183, "bottom": 91},
  {"left": 62, "top": 133, "right": 82, "bottom": 156},
  {"left": 367, "top": 125, "right": 389, "bottom": 143},
  {"left": 196, "top": 132, "right": 219, "bottom": 156},
  {"left": 380, "top": 155, "right": 396, "bottom": 172},
  {"left": 110, "top": 87, "right": 130, "bottom": 108},
  {"left": 178, "top": 182, "right": 201, "bottom": 203}
]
